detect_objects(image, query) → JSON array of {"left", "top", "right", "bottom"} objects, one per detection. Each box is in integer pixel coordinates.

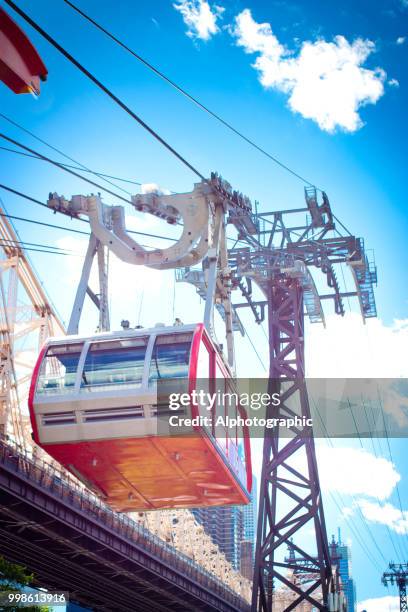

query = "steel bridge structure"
[{"left": 0, "top": 433, "right": 248, "bottom": 612}]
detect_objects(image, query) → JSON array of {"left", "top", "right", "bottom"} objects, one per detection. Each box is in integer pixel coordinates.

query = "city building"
[
  {"left": 330, "top": 530, "right": 357, "bottom": 612},
  {"left": 242, "top": 474, "right": 257, "bottom": 548},
  {"left": 193, "top": 474, "right": 258, "bottom": 574},
  {"left": 192, "top": 505, "right": 244, "bottom": 570},
  {"left": 240, "top": 540, "right": 254, "bottom": 580}
]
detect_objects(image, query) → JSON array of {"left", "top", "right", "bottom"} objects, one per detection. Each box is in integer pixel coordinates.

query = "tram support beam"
[
  {"left": 251, "top": 279, "right": 331, "bottom": 611},
  {"left": 68, "top": 233, "right": 110, "bottom": 335}
]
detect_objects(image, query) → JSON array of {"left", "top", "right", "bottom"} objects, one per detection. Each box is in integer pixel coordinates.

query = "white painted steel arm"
[{"left": 48, "top": 184, "right": 213, "bottom": 269}]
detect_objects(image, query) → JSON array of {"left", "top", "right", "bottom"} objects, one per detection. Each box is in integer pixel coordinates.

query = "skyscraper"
[
  {"left": 242, "top": 474, "right": 257, "bottom": 552},
  {"left": 192, "top": 474, "right": 258, "bottom": 575},
  {"left": 330, "top": 531, "right": 356, "bottom": 612},
  {"left": 240, "top": 473, "right": 257, "bottom": 579},
  {"left": 192, "top": 505, "right": 243, "bottom": 570}
]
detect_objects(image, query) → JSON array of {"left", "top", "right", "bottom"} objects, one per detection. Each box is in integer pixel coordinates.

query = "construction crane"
[
  {"left": 383, "top": 563, "right": 408, "bottom": 612},
  {"left": 40, "top": 174, "right": 376, "bottom": 611}
]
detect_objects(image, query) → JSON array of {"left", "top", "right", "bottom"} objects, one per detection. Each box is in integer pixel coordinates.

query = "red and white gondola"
[{"left": 29, "top": 323, "right": 252, "bottom": 511}]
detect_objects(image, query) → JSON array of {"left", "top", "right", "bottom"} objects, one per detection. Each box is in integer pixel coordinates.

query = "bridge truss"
[{"left": 0, "top": 205, "right": 64, "bottom": 447}]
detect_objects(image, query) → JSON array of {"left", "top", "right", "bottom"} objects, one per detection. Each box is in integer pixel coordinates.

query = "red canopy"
[{"left": 0, "top": 7, "right": 47, "bottom": 94}]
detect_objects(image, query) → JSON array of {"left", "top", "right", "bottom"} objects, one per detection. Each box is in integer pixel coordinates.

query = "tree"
[{"left": 0, "top": 555, "right": 49, "bottom": 612}]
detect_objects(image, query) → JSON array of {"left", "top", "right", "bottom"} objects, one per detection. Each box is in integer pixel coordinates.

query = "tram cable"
[
  {"left": 377, "top": 392, "right": 408, "bottom": 555},
  {"left": 0, "top": 238, "right": 79, "bottom": 256},
  {"left": 346, "top": 398, "right": 407, "bottom": 562},
  {"left": 0, "top": 114, "right": 138, "bottom": 197},
  {"left": 0, "top": 133, "right": 141, "bottom": 207},
  {"left": 5, "top": 0, "right": 207, "bottom": 183},
  {"left": 312, "top": 398, "right": 388, "bottom": 573},
  {"left": 0, "top": 143, "right": 140, "bottom": 194},
  {"left": 0, "top": 113, "right": 142, "bottom": 187},
  {"left": 0, "top": 237, "right": 77, "bottom": 253},
  {"left": 61, "top": 0, "right": 321, "bottom": 191},
  {"left": 335, "top": 253, "right": 407, "bottom": 560}
]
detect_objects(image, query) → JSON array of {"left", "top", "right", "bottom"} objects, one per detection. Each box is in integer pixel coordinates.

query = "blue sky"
[{"left": 1, "top": 0, "right": 408, "bottom": 608}]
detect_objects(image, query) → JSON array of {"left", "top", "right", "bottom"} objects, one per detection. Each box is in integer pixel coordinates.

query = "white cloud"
[
  {"left": 305, "top": 313, "right": 408, "bottom": 429},
  {"left": 357, "top": 499, "right": 408, "bottom": 534},
  {"left": 174, "top": 0, "right": 224, "bottom": 40},
  {"left": 232, "top": 9, "right": 386, "bottom": 132},
  {"left": 388, "top": 78, "right": 400, "bottom": 87},
  {"left": 316, "top": 446, "right": 400, "bottom": 500},
  {"left": 306, "top": 313, "right": 408, "bottom": 378},
  {"left": 141, "top": 182, "right": 171, "bottom": 195},
  {"left": 358, "top": 596, "right": 399, "bottom": 612},
  {"left": 396, "top": 36, "right": 406, "bottom": 45}
]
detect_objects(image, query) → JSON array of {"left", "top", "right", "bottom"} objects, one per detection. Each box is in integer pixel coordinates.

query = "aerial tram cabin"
[
  {"left": 0, "top": 7, "right": 48, "bottom": 95},
  {"left": 29, "top": 323, "right": 252, "bottom": 512}
]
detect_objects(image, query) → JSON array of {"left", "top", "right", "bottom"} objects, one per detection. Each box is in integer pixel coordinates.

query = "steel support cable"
[
  {"left": 333, "top": 214, "right": 352, "bottom": 237},
  {"left": 358, "top": 318, "right": 408, "bottom": 557},
  {"left": 0, "top": 112, "right": 142, "bottom": 187},
  {"left": 377, "top": 392, "right": 408, "bottom": 555},
  {"left": 312, "top": 398, "right": 386, "bottom": 573},
  {"left": 244, "top": 327, "right": 267, "bottom": 370},
  {"left": 0, "top": 183, "right": 51, "bottom": 210},
  {"left": 61, "top": 0, "right": 322, "bottom": 191},
  {"left": 328, "top": 488, "right": 384, "bottom": 573},
  {"left": 360, "top": 396, "right": 408, "bottom": 562},
  {"left": 4, "top": 0, "right": 206, "bottom": 182},
  {"left": 313, "top": 397, "right": 386, "bottom": 570},
  {"left": 0, "top": 133, "right": 143, "bottom": 208},
  {"left": 365, "top": 329, "right": 408, "bottom": 540},
  {"left": 0, "top": 236, "right": 78, "bottom": 254},
  {"left": 339, "top": 262, "right": 352, "bottom": 312},
  {"left": 332, "top": 253, "right": 399, "bottom": 560},
  {"left": 348, "top": 398, "right": 406, "bottom": 562},
  {"left": 0, "top": 143, "right": 140, "bottom": 194},
  {"left": 339, "top": 398, "right": 390, "bottom": 566},
  {"left": 0, "top": 209, "right": 89, "bottom": 236},
  {"left": 337, "top": 267, "right": 405, "bottom": 562},
  {"left": 0, "top": 238, "right": 81, "bottom": 256},
  {"left": 0, "top": 116, "right": 136, "bottom": 197},
  {"left": 0, "top": 235, "right": 163, "bottom": 257}
]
